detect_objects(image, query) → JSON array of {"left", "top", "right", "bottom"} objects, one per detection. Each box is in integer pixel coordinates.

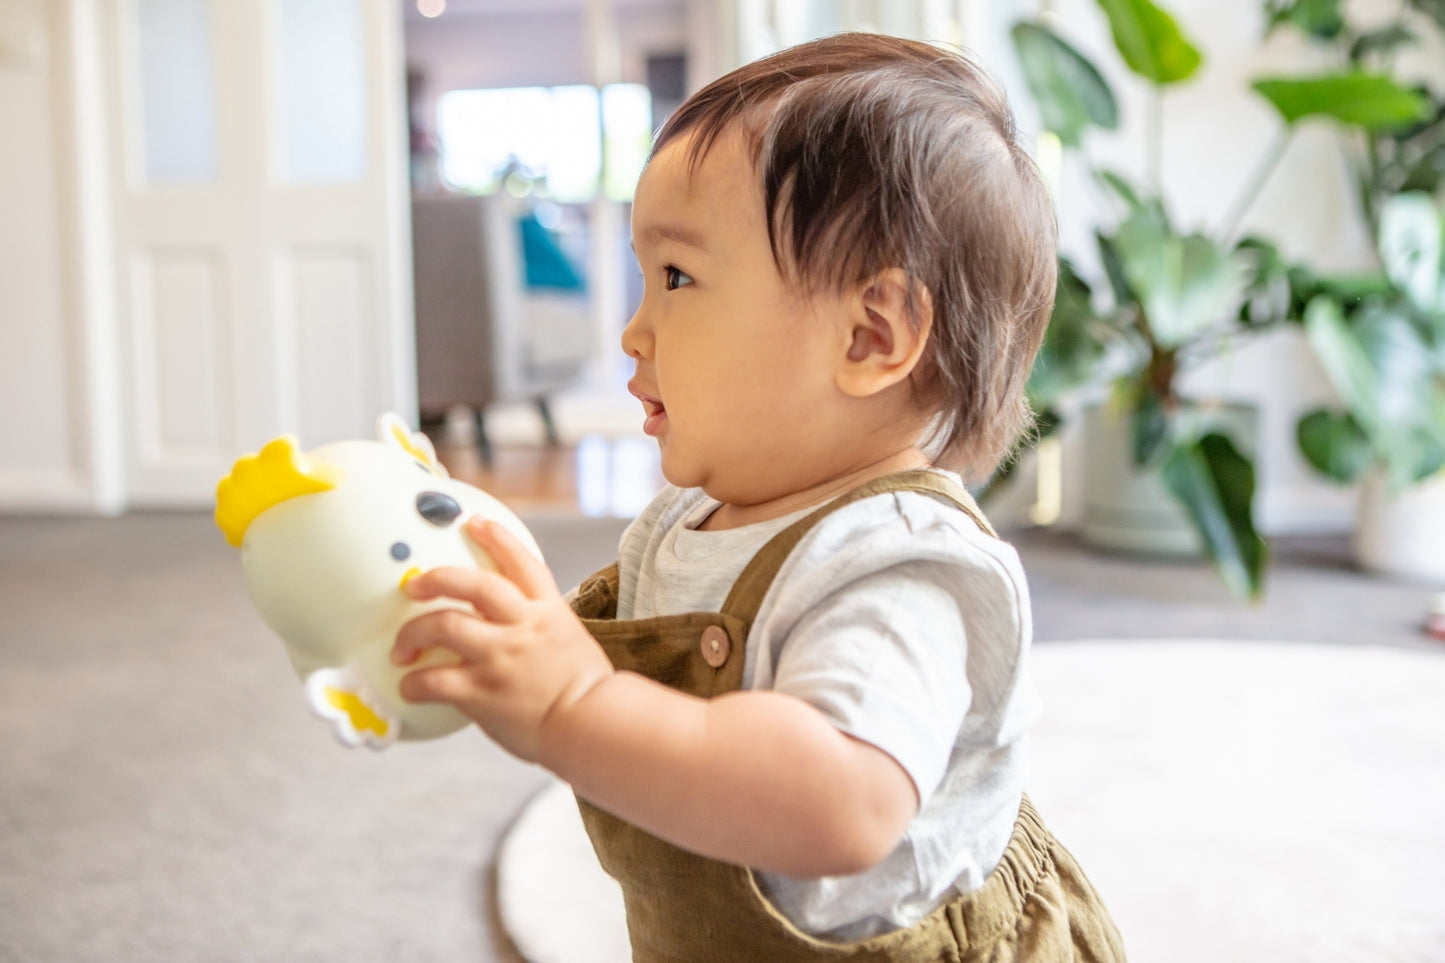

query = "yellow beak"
[{"left": 399, "top": 566, "right": 422, "bottom": 591}]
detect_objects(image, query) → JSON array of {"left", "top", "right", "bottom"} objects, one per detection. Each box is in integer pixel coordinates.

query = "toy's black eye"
[
  {"left": 390, "top": 541, "right": 411, "bottom": 561},
  {"left": 416, "top": 491, "right": 462, "bottom": 527}
]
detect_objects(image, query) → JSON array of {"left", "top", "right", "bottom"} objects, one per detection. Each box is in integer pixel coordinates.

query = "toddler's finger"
[
  {"left": 391, "top": 606, "right": 496, "bottom": 666},
  {"left": 466, "top": 517, "right": 558, "bottom": 600},
  {"left": 403, "top": 565, "right": 530, "bottom": 624},
  {"left": 398, "top": 663, "right": 474, "bottom": 706}
]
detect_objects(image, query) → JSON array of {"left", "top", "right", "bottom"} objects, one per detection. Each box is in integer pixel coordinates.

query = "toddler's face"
[{"left": 622, "top": 128, "right": 852, "bottom": 506}]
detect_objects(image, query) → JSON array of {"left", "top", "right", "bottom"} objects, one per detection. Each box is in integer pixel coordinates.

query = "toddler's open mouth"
[
  {"left": 629, "top": 383, "right": 668, "bottom": 436},
  {"left": 640, "top": 398, "right": 666, "bottom": 436}
]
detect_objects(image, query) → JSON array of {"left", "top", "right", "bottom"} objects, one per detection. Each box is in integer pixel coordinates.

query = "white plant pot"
[
  {"left": 1081, "top": 400, "right": 1259, "bottom": 558},
  {"left": 1355, "top": 470, "right": 1445, "bottom": 584}
]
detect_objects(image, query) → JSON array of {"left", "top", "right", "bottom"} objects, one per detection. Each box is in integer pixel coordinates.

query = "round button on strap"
[{"left": 699, "top": 625, "right": 731, "bottom": 668}]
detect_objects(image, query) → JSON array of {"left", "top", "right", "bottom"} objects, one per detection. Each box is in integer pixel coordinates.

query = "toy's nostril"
[
  {"left": 390, "top": 541, "right": 411, "bottom": 561},
  {"left": 416, "top": 491, "right": 462, "bottom": 527}
]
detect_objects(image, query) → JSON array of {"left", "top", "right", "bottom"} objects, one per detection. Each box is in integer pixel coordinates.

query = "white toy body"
[{"left": 216, "top": 414, "right": 541, "bottom": 749}]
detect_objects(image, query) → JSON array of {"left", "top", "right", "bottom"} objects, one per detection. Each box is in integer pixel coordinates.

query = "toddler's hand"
[{"left": 391, "top": 516, "right": 613, "bottom": 763}]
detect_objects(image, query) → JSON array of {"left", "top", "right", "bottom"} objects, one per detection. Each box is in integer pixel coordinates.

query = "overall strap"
[{"left": 718, "top": 469, "right": 994, "bottom": 627}]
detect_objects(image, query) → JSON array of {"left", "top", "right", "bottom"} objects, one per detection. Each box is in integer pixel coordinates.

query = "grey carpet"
[{"left": 0, "top": 511, "right": 1438, "bottom": 962}]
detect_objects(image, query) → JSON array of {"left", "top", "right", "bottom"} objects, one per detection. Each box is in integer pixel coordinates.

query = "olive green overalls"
[{"left": 569, "top": 470, "right": 1126, "bottom": 962}]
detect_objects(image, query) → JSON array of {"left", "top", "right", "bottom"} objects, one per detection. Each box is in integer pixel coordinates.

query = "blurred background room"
[{"left": 2, "top": 1, "right": 1443, "bottom": 961}]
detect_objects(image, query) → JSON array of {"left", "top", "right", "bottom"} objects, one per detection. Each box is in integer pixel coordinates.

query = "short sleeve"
[{"left": 770, "top": 560, "right": 972, "bottom": 808}]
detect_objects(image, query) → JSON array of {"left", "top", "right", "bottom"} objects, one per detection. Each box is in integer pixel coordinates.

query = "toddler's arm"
[{"left": 392, "top": 517, "right": 918, "bottom": 878}]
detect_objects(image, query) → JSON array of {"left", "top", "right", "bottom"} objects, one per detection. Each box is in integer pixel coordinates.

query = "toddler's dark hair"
[{"left": 652, "top": 32, "right": 1058, "bottom": 479}]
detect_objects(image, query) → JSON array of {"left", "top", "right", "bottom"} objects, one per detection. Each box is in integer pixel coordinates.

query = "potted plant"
[
  {"left": 1008, "top": 0, "right": 1433, "bottom": 598},
  {"left": 1293, "top": 194, "right": 1445, "bottom": 580},
  {"left": 1011, "top": 1, "right": 1281, "bottom": 599},
  {"left": 1251, "top": 0, "right": 1445, "bottom": 581}
]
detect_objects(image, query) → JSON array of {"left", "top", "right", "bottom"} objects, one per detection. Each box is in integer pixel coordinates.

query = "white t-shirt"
[{"left": 612, "top": 472, "right": 1042, "bottom": 941}]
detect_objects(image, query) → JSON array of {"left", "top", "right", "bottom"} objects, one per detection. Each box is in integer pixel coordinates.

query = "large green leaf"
[
  {"left": 1302, "top": 295, "right": 1384, "bottom": 435},
  {"left": 1011, "top": 21, "right": 1119, "bottom": 147},
  {"left": 1300, "top": 272, "right": 1396, "bottom": 306},
  {"left": 1160, "top": 432, "right": 1267, "bottom": 599},
  {"left": 1349, "top": 24, "right": 1418, "bottom": 63},
  {"left": 1296, "top": 408, "right": 1373, "bottom": 483},
  {"left": 1028, "top": 258, "right": 1109, "bottom": 407},
  {"left": 1094, "top": 0, "right": 1203, "bottom": 85},
  {"left": 1112, "top": 211, "right": 1246, "bottom": 348},
  {"left": 1096, "top": 169, "right": 1144, "bottom": 211},
  {"left": 1096, "top": 232, "right": 1135, "bottom": 312},
  {"left": 977, "top": 408, "right": 1064, "bottom": 504},
  {"left": 1409, "top": 0, "right": 1445, "bottom": 32},
  {"left": 1378, "top": 192, "right": 1444, "bottom": 313},
  {"left": 1302, "top": 295, "right": 1443, "bottom": 483},
  {"left": 1265, "top": 0, "right": 1345, "bottom": 39},
  {"left": 1355, "top": 303, "right": 1437, "bottom": 429},
  {"left": 1396, "top": 127, "right": 1445, "bottom": 195},
  {"left": 1387, "top": 428, "right": 1445, "bottom": 489},
  {"left": 1093, "top": 169, "right": 1173, "bottom": 229},
  {"left": 1252, "top": 73, "right": 1433, "bottom": 130},
  {"left": 1234, "top": 235, "right": 1292, "bottom": 326},
  {"left": 1131, "top": 391, "right": 1168, "bottom": 466},
  {"left": 1374, "top": 100, "right": 1445, "bottom": 198}
]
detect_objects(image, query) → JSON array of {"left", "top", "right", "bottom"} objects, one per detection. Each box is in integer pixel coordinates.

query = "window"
[{"left": 437, "top": 83, "right": 652, "bottom": 203}]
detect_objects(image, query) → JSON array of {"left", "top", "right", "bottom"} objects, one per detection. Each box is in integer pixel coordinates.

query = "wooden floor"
[{"left": 435, "top": 436, "right": 665, "bottom": 516}]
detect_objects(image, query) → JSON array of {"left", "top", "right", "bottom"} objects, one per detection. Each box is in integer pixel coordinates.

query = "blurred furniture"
[{"left": 411, "top": 193, "right": 592, "bottom": 459}]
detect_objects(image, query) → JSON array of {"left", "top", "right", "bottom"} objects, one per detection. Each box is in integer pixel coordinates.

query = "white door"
[{"left": 102, "top": 0, "right": 413, "bottom": 505}]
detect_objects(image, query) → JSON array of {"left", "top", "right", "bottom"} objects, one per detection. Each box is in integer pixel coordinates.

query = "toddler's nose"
[{"left": 620, "top": 309, "right": 649, "bottom": 360}]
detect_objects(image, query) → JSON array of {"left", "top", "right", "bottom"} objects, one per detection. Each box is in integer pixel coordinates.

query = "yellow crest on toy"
[{"left": 215, "top": 436, "right": 344, "bottom": 547}]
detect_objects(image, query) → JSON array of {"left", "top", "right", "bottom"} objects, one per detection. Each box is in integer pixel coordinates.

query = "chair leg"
[
  {"left": 419, "top": 410, "right": 446, "bottom": 440},
  {"left": 472, "top": 407, "right": 493, "bottom": 468},
  {"left": 536, "top": 397, "right": 560, "bottom": 447}
]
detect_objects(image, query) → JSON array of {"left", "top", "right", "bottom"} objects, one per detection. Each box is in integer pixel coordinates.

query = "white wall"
[
  {"left": 0, "top": 1, "right": 72, "bottom": 475},
  {"left": 0, "top": 0, "right": 120, "bottom": 513}
]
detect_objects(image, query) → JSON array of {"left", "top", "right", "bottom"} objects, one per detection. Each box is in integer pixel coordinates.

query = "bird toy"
[{"left": 215, "top": 413, "right": 542, "bottom": 749}]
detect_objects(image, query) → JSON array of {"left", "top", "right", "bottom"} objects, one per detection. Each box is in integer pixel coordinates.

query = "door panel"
[
  {"left": 132, "top": 0, "right": 217, "bottom": 185},
  {"left": 129, "top": 248, "right": 231, "bottom": 455}
]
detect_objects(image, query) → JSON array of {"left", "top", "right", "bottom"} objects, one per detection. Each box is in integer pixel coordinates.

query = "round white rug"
[{"left": 497, "top": 640, "right": 1445, "bottom": 963}]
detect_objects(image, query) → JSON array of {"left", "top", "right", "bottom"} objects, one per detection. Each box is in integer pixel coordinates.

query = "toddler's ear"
[{"left": 836, "top": 268, "right": 932, "bottom": 398}]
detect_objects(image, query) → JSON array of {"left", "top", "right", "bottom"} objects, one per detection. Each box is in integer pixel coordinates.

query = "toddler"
[{"left": 393, "top": 32, "right": 1124, "bottom": 962}]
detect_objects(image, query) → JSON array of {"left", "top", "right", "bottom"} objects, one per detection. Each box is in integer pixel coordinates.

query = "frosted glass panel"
[
  {"left": 135, "top": 0, "right": 217, "bottom": 184},
  {"left": 274, "top": 0, "right": 368, "bottom": 183}
]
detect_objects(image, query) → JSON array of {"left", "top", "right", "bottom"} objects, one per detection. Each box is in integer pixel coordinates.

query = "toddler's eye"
[
  {"left": 390, "top": 541, "right": 411, "bottom": 561},
  {"left": 665, "top": 266, "right": 693, "bottom": 290}
]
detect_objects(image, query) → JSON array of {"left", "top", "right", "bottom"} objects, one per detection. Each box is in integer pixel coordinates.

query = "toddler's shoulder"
[
  {"left": 787, "top": 472, "right": 1029, "bottom": 608},
  {"left": 827, "top": 471, "right": 1019, "bottom": 559}
]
